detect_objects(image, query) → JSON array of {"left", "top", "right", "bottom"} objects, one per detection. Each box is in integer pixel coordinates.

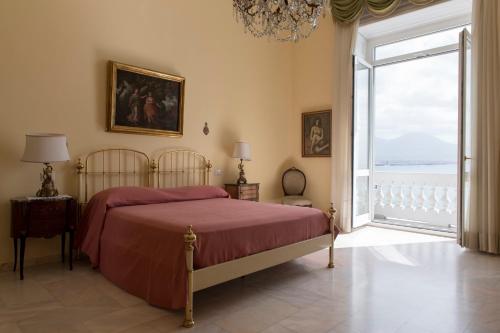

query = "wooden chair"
[{"left": 281, "top": 167, "right": 312, "bottom": 207}]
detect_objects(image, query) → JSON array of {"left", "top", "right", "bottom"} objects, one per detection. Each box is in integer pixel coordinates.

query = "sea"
[{"left": 375, "top": 163, "right": 457, "bottom": 174}]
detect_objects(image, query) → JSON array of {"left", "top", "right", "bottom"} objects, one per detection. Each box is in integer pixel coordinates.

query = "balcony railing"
[{"left": 373, "top": 172, "right": 457, "bottom": 231}]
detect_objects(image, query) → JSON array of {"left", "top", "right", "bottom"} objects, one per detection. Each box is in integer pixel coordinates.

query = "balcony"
[{"left": 373, "top": 171, "right": 457, "bottom": 233}]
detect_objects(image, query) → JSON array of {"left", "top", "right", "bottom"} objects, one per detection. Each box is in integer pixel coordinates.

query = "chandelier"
[{"left": 233, "top": 0, "right": 327, "bottom": 42}]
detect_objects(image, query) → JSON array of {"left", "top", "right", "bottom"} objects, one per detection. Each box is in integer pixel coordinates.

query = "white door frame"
[
  {"left": 352, "top": 56, "right": 374, "bottom": 229},
  {"left": 457, "top": 28, "right": 472, "bottom": 245}
]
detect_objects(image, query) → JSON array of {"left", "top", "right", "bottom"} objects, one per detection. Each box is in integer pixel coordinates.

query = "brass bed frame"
[{"left": 76, "top": 148, "right": 336, "bottom": 328}]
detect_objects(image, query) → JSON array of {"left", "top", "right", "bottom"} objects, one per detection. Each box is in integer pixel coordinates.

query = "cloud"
[{"left": 373, "top": 51, "right": 459, "bottom": 144}]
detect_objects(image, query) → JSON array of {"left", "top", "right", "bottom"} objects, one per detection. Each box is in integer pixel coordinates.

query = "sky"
[
  {"left": 374, "top": 52, "right": 459, "bottom": 144},
  {"left": 370, "top": 26, "right": 470, "bottom": 144}
]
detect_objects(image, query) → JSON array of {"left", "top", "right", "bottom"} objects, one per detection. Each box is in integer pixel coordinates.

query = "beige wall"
[
  {"left": 289, "top": 16, "right": 334, "bottom": 212},
  {"left": 0, "top": 0, "right": 295, "bottom": 265}
]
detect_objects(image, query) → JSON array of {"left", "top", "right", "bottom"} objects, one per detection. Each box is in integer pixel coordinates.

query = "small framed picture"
[
  {"left": 107, "top": 61, "right": 185, "bottom": 137},
  {"left": 302, "top": 110, "right": 332, "bottom": 157}
]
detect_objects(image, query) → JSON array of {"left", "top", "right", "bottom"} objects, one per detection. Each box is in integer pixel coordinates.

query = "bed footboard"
[
  {"left": 328, "top": 203, "right": 337, "bottom": 268},
  {"left": 182, "top": 205, "right": 337, "bottom": 328},
  {"left": 183, "top": 226, "right": 196, "bottom": 328}
]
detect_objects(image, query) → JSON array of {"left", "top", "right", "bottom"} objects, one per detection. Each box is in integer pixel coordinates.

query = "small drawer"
[
  {"left": 240, "top": 188, "right": 257, "bottom": 196},
  {"left": 239, "top": 193, "right": 257, "bottom": 200},
  {"left": 240, "top": 184, "right": 258, "bottom": 191},
  {"left": 29, "top": 201, "right": 66, "bottom": 219}
]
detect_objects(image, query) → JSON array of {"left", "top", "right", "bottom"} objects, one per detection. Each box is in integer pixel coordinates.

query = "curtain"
[
  {"left": 330, "top": 0, "right": 434, "bottom": 23},
  {"left": 331, "top": 18, "right": 359, "bottom": 233},
  {"left": 464, "top": 0, "right": 500, "bottom": 254}
]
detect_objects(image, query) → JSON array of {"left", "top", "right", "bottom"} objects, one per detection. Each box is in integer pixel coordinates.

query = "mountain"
[{"left": 375, "top": 133, "right": 457, "bottom": 165}]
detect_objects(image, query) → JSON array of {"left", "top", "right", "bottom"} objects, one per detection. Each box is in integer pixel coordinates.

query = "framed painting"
[
  {"left": 302, "top": 110, "right": 332, "bottom": 157},
  {"left": 107, "top": 61, "right": 185, "bottom": 137}
]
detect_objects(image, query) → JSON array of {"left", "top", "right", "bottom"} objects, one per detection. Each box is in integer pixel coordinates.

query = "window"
[
  {"left": 374, "top": 52, "right": 459, "bottom": 173},
  {"left": 373, "top": 25, "right": 469, "bottom": 174}
]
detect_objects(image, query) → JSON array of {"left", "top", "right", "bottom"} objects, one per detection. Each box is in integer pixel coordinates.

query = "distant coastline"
[
  {"left": 375, "top": 161, "right": 455, "bottom": 166},
  {"left": 375, "top": 163, "right": 457, "bottom": 174}
]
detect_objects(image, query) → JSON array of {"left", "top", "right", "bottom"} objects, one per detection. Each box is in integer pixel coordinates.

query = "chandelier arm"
[
  {"left": 238, "top": 3, "right": 256, "bottom": 15},
  {"left": 233, "top": 0, "right": 325, "bottom": 42},
  {"left": 305, "top": 2, "right": 320, "bottom": 8}
]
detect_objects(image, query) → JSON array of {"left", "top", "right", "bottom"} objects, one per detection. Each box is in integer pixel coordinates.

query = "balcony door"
[
  {"left": 457, "top": 28, "right": 472, "bottom": 245},
  {"left": 352, "top": 56, "right": 373, "bottom": 228}
]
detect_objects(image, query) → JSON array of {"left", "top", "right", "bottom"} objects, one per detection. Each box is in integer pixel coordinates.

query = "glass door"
[
  {"left": 457, "top": 28, "right": 472, "bottom": 245},
  {"left": 352, "top": 56, "right": 373, "bottom": 228}
]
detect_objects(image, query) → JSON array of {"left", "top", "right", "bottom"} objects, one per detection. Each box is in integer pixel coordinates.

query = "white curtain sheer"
[
  {"left": 331, "top": 19, "right": 359, "bottom": 233},
  {"left": 464, "top": 0, "right": 500, "bottom": 254}
]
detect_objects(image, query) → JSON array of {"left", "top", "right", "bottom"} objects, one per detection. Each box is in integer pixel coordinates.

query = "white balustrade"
[{"left": 373, "top": 172, "right": 457, "bottom": 228}]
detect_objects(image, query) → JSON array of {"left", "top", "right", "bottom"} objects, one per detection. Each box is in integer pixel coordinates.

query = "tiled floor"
[{"left": 1, "top": 227, "right": 499, "bottom": 333}]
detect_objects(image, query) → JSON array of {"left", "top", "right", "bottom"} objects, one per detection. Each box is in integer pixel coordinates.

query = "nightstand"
[
  {"left": 225, "top": 183, "right": 259, "bottom": 202},
  {"left": 10, "top": 196, "right": 77, "bottom": 280}
]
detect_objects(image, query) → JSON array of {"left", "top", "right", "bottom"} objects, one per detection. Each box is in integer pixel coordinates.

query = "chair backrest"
[{"left": 282, "top": 167, "right": 307, "bottom": 196}]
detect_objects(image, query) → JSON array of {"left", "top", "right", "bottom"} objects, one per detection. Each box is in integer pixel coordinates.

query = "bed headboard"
[
  {"left": 76, "top": 148, "right": 211, "bottom": 203},
  {"left": 151, "top": 149, "right": 212, "bottom": 189}
]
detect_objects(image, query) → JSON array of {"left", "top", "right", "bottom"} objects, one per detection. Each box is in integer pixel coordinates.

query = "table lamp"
[
  {"left": 232, "top": 141, "right": 251, "bottom": 184},
  {"left": 21, "top": 133, "right": 70, "bottom": 197}
]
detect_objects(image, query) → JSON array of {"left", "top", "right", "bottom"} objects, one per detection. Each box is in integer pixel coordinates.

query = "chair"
[{"left": 281, "top": 167, "right": 312, "bottom": 207}]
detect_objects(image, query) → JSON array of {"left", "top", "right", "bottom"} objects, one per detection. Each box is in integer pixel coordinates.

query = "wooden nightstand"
[
  {"left": 225, "top": 183, "right": 259, "bottom": 202},
  {"left": 10, "top": 196, "right": 77, "bottom": 280}
]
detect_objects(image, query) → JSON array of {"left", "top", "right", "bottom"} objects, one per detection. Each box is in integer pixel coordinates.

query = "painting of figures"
[
  {"left": 108, "top": 62, "right": 185, "bottom": 137},
  {"left": 302, "top": 110, "right": 332, "bottom": 157}
]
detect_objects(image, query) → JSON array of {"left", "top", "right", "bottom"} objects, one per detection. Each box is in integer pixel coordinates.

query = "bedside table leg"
[
  {"left": 19, "top": 236, "right": 26, "bottom": 280},
  {"left": 13, "top": 238, "right": 18, "bottom": 272},
  {"left": 61, "top": 232, "right": 66, "bottom": 263},
  {"left": 69, "top": 230, "right": 74, "bottom": 271}
]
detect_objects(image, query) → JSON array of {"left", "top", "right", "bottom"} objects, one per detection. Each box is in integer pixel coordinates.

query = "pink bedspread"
[{"left": 77, "top": 186, "right": 334, "bottom": 309}]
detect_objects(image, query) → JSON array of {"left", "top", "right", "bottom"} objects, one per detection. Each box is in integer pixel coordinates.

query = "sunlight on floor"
[
  {"left": 335, "top": 226, "right": 453, "bottom": 249},
  {"left": 369, "top": 246, "right": 418, "bottom": 266}
]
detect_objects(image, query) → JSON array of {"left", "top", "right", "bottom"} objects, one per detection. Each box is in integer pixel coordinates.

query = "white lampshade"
[
  {"left": 232, "top": 141, "right": 251, "bottom": 161},
  {"left": 21, "top": 133, "right": 70, "bottom": 163}
]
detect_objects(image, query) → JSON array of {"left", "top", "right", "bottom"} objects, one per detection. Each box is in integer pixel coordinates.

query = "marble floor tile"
[
  {"left": 0, "top": 279, "right": 55, "bottom": 308},
  {"left": 215, "top": 297, "right": 299, "bottom": 333},
  {"left": 18, "top": 321, "right": 92, "bottom": 333},
  {"left": 393, "top": 322, "right": 438, "bottom": 333},
  {"left": 83, "top": 305, "right": 167, "bottom": 333},
  {"left": 146, "top": 315, "right": 228, "bottom": 333},
  {"left": 17, "top": 306, "right": 121, "bottom": 328},
  {"left": 260, "top": 323, "right": 296, "bottom": 333},
  {"left": 278, "top": 304, "right": 346, "bottom": 333},
  {"left": 0, "top": 322, "right": 22, "bottom": 333},
  {"left": 118, "top": 322, "right": 162, "bottom": 333},
  {"left": 0, "top": 301, "right": 61, "bottom": 324}
]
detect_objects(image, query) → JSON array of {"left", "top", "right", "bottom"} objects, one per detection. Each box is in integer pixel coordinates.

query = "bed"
[{"left": 75, "top": 148, "right": 337, "bottom": 328}]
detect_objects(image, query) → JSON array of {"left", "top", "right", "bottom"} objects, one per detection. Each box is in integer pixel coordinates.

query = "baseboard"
[{"left": 0, "top": 254, "right": 60, "bottom": 273}]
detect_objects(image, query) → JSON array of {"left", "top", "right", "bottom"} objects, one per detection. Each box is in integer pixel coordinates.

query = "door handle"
[{"left": 464, "top": 156, "right": 472, "bottom": 161}]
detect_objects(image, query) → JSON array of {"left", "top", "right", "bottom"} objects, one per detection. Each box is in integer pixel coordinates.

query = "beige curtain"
[
  {"left": 331, "top": 18, "right": 359, "bottom": 233},
  {"left": 330, "top": 0, "right": 434, "bottom": 23},
  {"left": 464, "top": 0, "right": 500, "bottom": 254}
]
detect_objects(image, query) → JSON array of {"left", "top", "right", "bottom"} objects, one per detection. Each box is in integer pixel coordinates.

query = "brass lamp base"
[
  {"left": 236, "top": 159, "right": 247, "bottom": 184},
  {"left": 36, "top": 163, "right": 59, "bottom": 197}
]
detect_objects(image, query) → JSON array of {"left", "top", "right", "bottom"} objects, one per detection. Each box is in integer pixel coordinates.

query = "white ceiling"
[{"left": 359, "top": 0, "right": 472, "bottom": 40}]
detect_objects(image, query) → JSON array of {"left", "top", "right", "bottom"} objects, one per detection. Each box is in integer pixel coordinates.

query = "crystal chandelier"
[{"left": 233, "top": 0, "right": 327, "bottom": 42}]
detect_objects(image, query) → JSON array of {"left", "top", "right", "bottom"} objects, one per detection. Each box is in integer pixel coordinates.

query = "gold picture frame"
[
  {"left": 107, "top": 61, "right": 185, "bottom": 137},
  {"left": 302, "top": 110, "right": 332, "bottom": 157}
]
